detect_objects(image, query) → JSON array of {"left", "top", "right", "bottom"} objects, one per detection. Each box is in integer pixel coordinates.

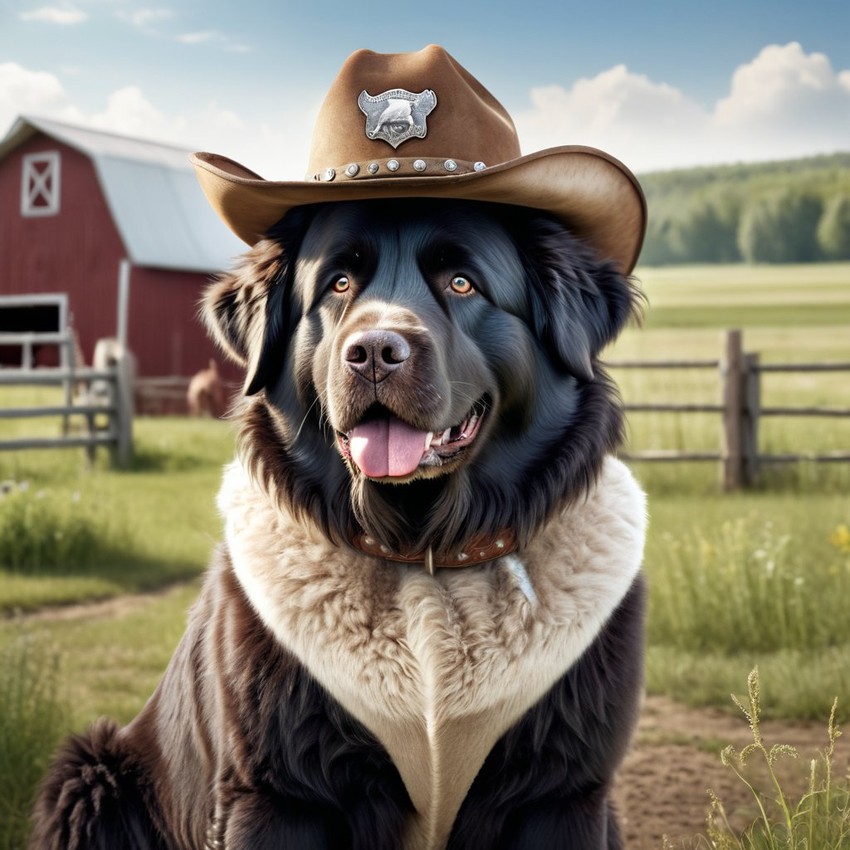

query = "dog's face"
[
  {"left": 206, "top": 199, "right": 640, "bottom": 553},
  {"left": 305, "top": 202, "right": 535, "bottom": 484}
]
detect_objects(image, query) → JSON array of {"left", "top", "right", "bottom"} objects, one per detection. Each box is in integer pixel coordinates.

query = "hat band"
[{"left": 309, "top": 156, "right": 488, "bottom": 183}]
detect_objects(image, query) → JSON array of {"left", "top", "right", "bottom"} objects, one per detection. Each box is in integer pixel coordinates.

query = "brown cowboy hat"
[{"left": 191, "top": 44, "right": 646, "bottom": 273}]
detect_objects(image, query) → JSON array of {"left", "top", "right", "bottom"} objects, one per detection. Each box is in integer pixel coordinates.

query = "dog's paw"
[{"left": 30, "top": 718, "right": 165, "bottom": 850}]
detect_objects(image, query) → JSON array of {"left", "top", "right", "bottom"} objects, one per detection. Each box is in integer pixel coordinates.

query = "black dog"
[{"left": 32, "top": 199, "right": 646, "bottom": 849}]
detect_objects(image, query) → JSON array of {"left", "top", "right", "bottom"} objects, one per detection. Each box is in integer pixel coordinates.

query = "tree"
[
  {"left": 640, "top": 215, "right": 681, "bottom": 266},
  {"left": 817, "top": 194, "right": 850, "bottom": 260},
  {"left": 738, "top": 189, "right": 823, "bottom": 263},
  {"left": 670, "top": 195, "right": 741, "bottom": 263}
]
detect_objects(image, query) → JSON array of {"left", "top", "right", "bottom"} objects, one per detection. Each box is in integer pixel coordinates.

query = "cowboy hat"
[{"left": 191, "top": 44, "right": 647, "bottom": 273}]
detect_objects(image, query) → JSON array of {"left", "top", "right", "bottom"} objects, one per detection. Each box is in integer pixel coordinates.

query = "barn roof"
[{"left": 0, "top": 115, "right": 245, "bottom": 273}]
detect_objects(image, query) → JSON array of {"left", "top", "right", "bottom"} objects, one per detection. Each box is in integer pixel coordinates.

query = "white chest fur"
[{"left": 218, "top": 458, "right": 646, "bottom": 850}]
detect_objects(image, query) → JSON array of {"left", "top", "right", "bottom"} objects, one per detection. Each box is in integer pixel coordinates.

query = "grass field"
[
  {"left": 633, "top": 263, "right": 850, "bottom": 331},
  {"left": 0, "top": 262, "right": 848, "bottom": 847},
  {"left": 613, "top": 265, "right": 850, "bottom": 723},
  {"left": 0, "top": 415, "right": 233, "bottom": 610}
]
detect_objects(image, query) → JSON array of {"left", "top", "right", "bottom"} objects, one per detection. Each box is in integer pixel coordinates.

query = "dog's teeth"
[
  {"left": 425, "top": 432, "right": 434, "bottom": 449},
  {"left": 442, "top": 427, "right": 452, "bottom": 444}
]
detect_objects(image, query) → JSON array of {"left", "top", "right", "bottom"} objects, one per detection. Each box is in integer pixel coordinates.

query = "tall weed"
[
  {"left": 0, "top": 639, "right": 68, "bottom": 850},
  {"left": 671, "top": 668, "right": 850, "bottom": 849}
]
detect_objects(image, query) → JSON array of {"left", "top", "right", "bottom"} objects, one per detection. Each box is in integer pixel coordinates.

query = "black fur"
[
  {"left": 448, "top": 575, "right": 646, "bottom": 848},
  {"left": 234, "top": 200, "right": 642, "bottom": 555},
  {"left": 32, "top": 198, "right": 645, "bottom": 849}
]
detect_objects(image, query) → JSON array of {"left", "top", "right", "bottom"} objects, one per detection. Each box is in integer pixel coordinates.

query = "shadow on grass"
[{"left": 127, "top": 442, "right": 223, "bottom": 473}]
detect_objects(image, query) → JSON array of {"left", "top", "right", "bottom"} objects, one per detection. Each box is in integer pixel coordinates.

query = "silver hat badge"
[{"left": 358, "top": 88, "right": 437, "bottom": 149}]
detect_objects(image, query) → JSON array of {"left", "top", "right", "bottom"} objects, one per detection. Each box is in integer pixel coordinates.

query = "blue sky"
[{"left": 1, "top": 0, "right": 849, "bottom": 175}]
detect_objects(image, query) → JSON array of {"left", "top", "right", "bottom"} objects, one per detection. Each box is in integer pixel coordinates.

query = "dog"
[
  {"left": 31, "top": 47, "right": 648, "bottom": 850},
  {"left": 186, "top": 358, "right": 226, "bottom": 418}
]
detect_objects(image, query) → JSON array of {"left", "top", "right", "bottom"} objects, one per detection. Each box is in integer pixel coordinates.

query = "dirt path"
[
  {"left": 15, "top": 591, "right": 841, "bottom": 848},
  {"left": 10, "top": 581, "right": 194, "bottom": 623},
  {"left": 616, "top": 694, "right": 840, "bottom": 848}
]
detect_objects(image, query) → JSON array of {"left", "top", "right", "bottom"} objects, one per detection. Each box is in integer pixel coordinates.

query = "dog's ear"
[
  {"left": 523, "top": 217, "right": 643, "bottom": 381},
  {"left": 202, "top": 208, "right": 314, "bottom": 395}
]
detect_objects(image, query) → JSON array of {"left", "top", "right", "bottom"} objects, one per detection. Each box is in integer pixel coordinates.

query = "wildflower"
[{"left": 829, "top": 523, "right": 850, "bottom": 554}]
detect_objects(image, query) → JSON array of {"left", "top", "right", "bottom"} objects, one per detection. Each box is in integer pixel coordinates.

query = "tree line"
[{"left": 639, "top": 153, "right": 850, "bottom": 265}]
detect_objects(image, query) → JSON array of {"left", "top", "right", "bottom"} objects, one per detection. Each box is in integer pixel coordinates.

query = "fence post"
[
  {"left": 721, "top": 329, "right": 744, "bottom": 491},
  {"left": 743, "top": 352, "right": 761, "bottom": 487},
  {"left": 62, "top": 331, "right": 73, "bottom": 437},
  {"left": 111, "top": 350, "right": 135, "bottom": 467},
  {"left": 22, "top": 335, "right": 33, "bottom": 369}
]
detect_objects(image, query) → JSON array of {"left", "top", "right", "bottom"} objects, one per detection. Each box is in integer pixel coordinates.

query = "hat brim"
[{"left": 191, "top": 146, "right": 646, "bottom": 274}]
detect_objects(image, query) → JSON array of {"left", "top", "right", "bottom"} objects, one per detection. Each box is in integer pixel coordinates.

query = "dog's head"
[{"left": 205, "top": 199, "right": 641, "bottom": 555}]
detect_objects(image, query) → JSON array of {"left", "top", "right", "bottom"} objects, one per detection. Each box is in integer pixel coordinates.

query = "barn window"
[{"left": 21, "top": 151, "right": 61, "bottom": 217}]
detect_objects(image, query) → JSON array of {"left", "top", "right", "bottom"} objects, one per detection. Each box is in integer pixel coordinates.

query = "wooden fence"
[
  {"left": 0, "top": 331, "right": 133, "bottom": 466},
  {"left": 1, "top": 328, "right": 846, "bottom": 486},
  {"left": 608, "top": 329, "right": 850, "bottom": 490}
]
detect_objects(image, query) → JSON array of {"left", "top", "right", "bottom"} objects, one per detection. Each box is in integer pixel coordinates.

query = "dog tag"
[{"left": 424, "top": 546, "right": 435, "bottom": 576}]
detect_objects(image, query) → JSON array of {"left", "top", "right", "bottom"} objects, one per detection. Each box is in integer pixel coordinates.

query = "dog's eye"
[
  {"left": 332, "top": 276, "right": 351, "bottom": 293},
  {"left": 449, "top": 275, "right": 474, "bottom": 295}
]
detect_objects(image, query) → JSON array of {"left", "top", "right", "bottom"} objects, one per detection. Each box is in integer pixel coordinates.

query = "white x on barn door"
[{"left": 21, "top": 151, "right": 61, "bottom": 217}]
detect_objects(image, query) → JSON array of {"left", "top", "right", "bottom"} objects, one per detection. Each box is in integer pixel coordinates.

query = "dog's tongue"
[{"left": 349, "top": 418, "right": 428, "bottom": 478}]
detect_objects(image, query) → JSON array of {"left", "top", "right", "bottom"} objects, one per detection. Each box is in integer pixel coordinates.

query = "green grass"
[
  {"left": 631, "top": 263, "right": 850, "bottom": 330},
  {"left": 0, "top": 638, "right": 68, "bottom": 850},
  {"left": 0, "top": 414, "right": 233, "bottom": 612},
  {"left": 608, "top": 266, "right": 850, "bottom": 719},
  {"left": 0, "top": 262, "right": 848, "bottom": 847},
  {"left": 647, "top": 498, "right": 850, "bottom": 654},
  {"left": 642, "top": 490, "right": 850, "bottom": 720},
  {"left": 0, "top": 583, "right": 199, "bottom": 726}
]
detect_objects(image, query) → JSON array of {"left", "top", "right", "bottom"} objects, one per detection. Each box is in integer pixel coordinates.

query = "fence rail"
[
  {"left": 0, "top": 332, "right": 133, "bottom": 465},
  {"left": 607, "top": 329, "right": 850, "bottom": 490}
]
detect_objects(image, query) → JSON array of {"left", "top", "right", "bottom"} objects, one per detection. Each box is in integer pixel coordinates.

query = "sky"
[{"left": 1, "top": 0, "right": 849, "bottom": 177}]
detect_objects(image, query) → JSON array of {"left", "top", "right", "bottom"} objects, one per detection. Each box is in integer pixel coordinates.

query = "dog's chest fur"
[{"left": 219, "top": 457, "right": 645, "bottom": 849}]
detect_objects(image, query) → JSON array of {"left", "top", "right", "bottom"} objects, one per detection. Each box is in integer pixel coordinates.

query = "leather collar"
[{"left": 352, "top": 530, "right": 518, "bottom": 575}]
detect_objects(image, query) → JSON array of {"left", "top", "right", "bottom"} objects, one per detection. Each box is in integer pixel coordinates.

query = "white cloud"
[
  {"left": 517, "top": 65, "right": 709, "bottom": 171},
  {"left": 0, "top": 62, "right": 310, "bottom": 179},
  {"left": 176, "top": 28, "right": 252, "bottom": 53},
  {"left": 515, "top": 42, "right": 850, "bottom": 173},
  {"left": 178, "top": 30, "right": 219, "bottom": 45},
  {"left": 90, "top": 86, "right": 169, "bottom": 138},
  {"left": 0, "top": 62, "right": 83, "bottom": 133},
  {"left": 716, "top": 42, "right": 843, "bottom": 121},
  {"left": 117, "top": 7, "right": 174, "bottom": 30},
  {"left": 19, "top": 4, "right": 87, "bottom": 25}
]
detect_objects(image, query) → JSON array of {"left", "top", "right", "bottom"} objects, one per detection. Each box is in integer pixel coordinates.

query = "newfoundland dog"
[{"left": 32, "top": 197, "right": 646, "bottom": 849}]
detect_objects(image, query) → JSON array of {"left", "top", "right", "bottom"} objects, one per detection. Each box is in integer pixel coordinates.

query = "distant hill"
[{"left": 637, "top": 153, "right": 850, "bottom": 265}]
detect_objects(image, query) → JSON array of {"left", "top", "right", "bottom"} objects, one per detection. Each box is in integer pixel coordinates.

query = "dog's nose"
[{"left": 343, "top": 330, "right": 410, "bottom": 382}]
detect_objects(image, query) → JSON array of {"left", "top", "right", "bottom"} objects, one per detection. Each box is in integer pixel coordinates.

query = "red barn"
[{"left": 0, "top": 115, "right": 245, "bottom": 386}]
